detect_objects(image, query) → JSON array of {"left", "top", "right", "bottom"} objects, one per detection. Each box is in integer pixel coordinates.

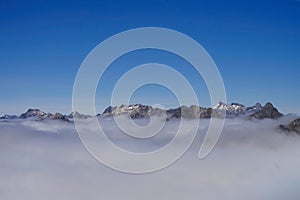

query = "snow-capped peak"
[{"left": 213, "top": 102, "right": 246, "bottom": 115}]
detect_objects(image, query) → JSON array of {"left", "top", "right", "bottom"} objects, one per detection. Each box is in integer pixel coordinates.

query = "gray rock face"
[
  {"left": 20, "top": 109, "right": 50, "bottom": 119},
  {"left": 103, "top": 106, "right": 115, "bottom": 115},
  {"left": 280, "top": 118, "right": 300, "bottom": 134},
  {"left": 19, "top": 109, "right": 69, "bottom": 122},
  {"left": 127, "top": 104, "right": 153, "bottom": 119},
  {"left": 166, "top": 106, "right": 218, "bottom": 119},
  {"left": 50, "top": 113, "right": 70, "bottom": 121},
  {"left": 246, "top": 103, "right": 263, "bottom": 113},
  {"left": 67, "top": 112, "right": 90, "bottom": 119},
  {"left": 101, "top": 104, "right": 222, "bottom": 119},
  {"left": 102, "top": 104, "right": 207, "bottom": 119},
  {"left": 250, "top": 102, "right": 283, "bottom": 119},
  {"left": 102, "top": 104, "right": 155, "bottom": 119}
]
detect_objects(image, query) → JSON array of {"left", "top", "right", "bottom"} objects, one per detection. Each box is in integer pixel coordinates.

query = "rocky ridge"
[
  {"left": 279, "top": 118, "right": 300, "bottom": 134},
  {"left": 0, "top": 102, "right": 286, "bottom": 122}
]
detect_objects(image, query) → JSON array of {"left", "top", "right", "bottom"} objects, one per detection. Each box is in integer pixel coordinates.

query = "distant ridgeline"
[{"left": 0, "top": 102, "right": 299, "bottom": 134}]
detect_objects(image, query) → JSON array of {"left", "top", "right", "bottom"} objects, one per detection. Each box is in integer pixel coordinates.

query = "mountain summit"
[{"left": 249, "top": 102, "right": 283, "bottom": 119}]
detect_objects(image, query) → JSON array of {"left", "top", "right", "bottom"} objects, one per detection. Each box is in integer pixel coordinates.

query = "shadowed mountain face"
[
  {"left": 67, "top": 112, "right": 91, "bottom": 119},
  {"left": 19, "top": 109, "right": 70, "bottom": 122},
  {"left": 249, "top": 103, "right": 283, "bottom": 119},
  {"left": 0, "top": 102, "right": 285, "bottom": 122},
  {"left": 280, "top": 118, "right": 300, "bottom": 134},
  {"left": 19, "top": 109, "right": 49, "bottom": 119},
  {"left": 102, "top": 104, "right": 155, "bottom": 119}
]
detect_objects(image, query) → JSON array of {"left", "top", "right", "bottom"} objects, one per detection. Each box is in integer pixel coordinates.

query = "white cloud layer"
[{"left": 0, "top": 115, "right": 300, "bottom": 200}]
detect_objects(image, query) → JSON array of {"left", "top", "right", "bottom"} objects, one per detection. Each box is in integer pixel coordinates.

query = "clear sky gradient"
[{"left": 0, "top": 0, "right": 299, "bottom": 115}]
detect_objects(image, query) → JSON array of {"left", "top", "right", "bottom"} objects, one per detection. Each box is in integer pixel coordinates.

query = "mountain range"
[
  {"left": 101, "top": 102, "right": 283, "bottom": 119},
  {"left": 0, "top": 102, "right": 299, "bottom": 134}
]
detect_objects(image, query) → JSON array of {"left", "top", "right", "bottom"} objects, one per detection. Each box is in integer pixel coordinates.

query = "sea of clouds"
[{"left": 1, "top": 115, "right": 300, "bottom": 200}]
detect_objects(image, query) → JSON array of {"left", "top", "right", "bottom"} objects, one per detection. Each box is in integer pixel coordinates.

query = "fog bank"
[{"left": 1, "top": 116, "right": 300, "bottom": 200}]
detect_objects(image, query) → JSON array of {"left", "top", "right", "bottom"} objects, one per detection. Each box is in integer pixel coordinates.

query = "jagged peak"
[
  {"left": 25, "top": 108, "right": 44, "bottom": 113},
  {"left": 264, "top": 102, "right": 274, "bottom": 108},
  {"left": 250, "top": 102, "right": 283, "bottom": 119}
]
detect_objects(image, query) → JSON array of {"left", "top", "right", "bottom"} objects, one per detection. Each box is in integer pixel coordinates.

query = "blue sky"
[{"left": 0, "top": 0, "right": 299, "bottom": 115}]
